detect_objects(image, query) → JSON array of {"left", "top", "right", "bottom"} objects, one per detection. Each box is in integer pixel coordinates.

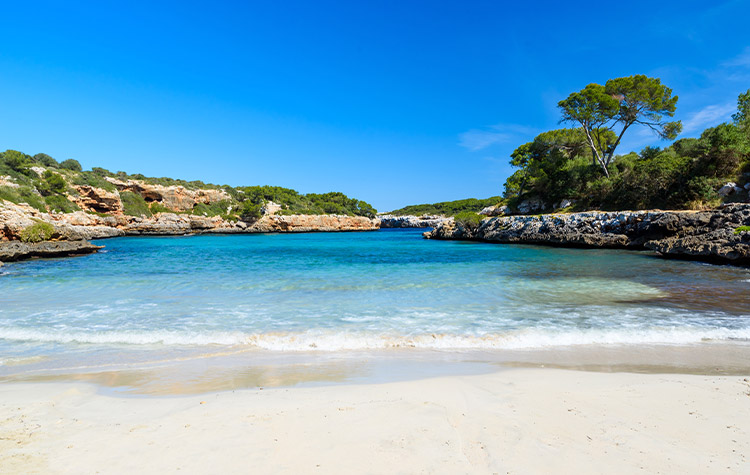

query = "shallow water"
[{"left": 1, "top": 229, "right": 750, "bottom": 385}]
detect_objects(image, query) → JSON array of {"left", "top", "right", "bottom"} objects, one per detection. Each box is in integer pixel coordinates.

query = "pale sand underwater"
[{"left": 1, "top": 368, "right": 749, "bottom": 474}]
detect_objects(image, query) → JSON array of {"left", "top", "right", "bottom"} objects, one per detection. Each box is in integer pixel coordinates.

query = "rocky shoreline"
[{"left": 424, "top": 204, "right": 750, "bottom": 266}]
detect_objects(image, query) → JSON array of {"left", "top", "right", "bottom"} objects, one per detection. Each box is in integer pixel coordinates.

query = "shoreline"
[
  {"left": 2, "top": 366, "right": 748, "bottom": 473},
  {"left": 3, "top": 342, "right": 750, "bottom": 396}
]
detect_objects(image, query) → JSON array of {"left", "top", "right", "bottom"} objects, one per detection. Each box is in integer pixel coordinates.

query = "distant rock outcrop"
[
  {"left": 378, "top": 215, "right": 450, "bottom": 228},
  {"left": 424, "top": 204, "right": 750, "bottom": 266}
]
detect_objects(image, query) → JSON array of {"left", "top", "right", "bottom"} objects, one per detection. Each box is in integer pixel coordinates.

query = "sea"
[{"left": 2, "top": 228, "right": 750, "bottom": 392}]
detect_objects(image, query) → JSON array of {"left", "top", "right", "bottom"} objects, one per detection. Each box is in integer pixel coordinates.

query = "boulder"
[
  {"left": 516, "top": 198, "right": 545, "bottom": 214},
  {"left": 261, "top": 201, "right": 282, "bottom": 216},
  {"left": 479, "top": 205, "right": 510, "bottom": 216},
  {"left": 556, "top": 199, "right": 576, "bottom": 210},
  {"left": 718, "top": 182, "right": 737, "bottom": 196}
]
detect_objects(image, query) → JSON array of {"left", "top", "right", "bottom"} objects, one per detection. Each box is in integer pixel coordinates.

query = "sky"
[{"left": 1, "top": 1, "right": 749, "bottom": 211}]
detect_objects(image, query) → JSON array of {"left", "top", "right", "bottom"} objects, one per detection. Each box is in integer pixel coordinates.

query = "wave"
[{"left": 1, "top": 327, "right": 749, "bottom": 351}]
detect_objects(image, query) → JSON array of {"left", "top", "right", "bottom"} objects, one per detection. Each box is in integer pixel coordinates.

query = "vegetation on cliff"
[
  {"left": 386, "top": 196, "right": 503, "bottom": 216},
  {"left": 0, "top": 152, "right": 377, "bottom": 220},
  {"left": 393, "top": 81, "right": 748, "bottom": 216},
  {"left": 504, "top": 79, "right": 749, "bottom": 211}
]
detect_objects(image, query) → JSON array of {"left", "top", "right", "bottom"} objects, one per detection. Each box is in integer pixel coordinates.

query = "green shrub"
[
  {"left": 45, "top": 194, "right": 80, "bottom": 213},
  {"left": 238, "top": 201, "right": 262, "bottom": 221},
  {"left": 120, "top": 191, "right": 152, "bottom": 217},
  {"left": 1, "top": 150, "right": 30, "bottom": 172},
  {"left": 60, "top": 159, "right": 83, "bottom": 172},
  {"left": 454, "top": 211, "right": 483, "bottom": 230},
  {"left": 43, "top": 171, "right": 68, "bottom": 194},
  {"left": 149, "top": 202, "right": 173, "bottom": 214},
  {"left": 735, "top": 226, "right": 750, "bottom": 235},
  {"left": 20, "top": 221, "right": 55, "bottom": 243},
  {"left": 34, "top": 153, "right": 59, "bottom": 167}
]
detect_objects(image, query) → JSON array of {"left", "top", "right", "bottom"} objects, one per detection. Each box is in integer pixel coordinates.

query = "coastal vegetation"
[
  {"left": 19, "top": 221, "right": 55, "bottom": 243},
  {"left": 392, "top": 80, "right": 749, "bottom": 215},
  {"left": 0, "top": 151, "right": 377, "bottom": 219},
  {"left": 503, "top": 78, "right": 749, "bottom": 211},
  {"left": 453, "top": 211, "right": 483, "bottom": 230},
  {"left": 387, "top": 196, "right": 503, "bottom": 216}
]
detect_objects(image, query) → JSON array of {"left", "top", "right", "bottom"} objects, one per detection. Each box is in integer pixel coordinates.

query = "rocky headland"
[
  {"left": 0, "top": 175, "right": 379, "bottom": 262},
  {"left": 424, "top": 204, "right": 750, "bottom": 266}
]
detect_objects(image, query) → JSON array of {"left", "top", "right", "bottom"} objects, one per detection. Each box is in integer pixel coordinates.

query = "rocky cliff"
[
  {"left": 0, "top": 199, "right": 379, "bottom": 243},
  {"left": 424, "top": 204, "right": 750, "bottom": 266}
]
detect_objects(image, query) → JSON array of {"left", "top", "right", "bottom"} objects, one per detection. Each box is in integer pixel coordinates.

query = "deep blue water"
[{"left": 1, "top": 229, "right": 750, "bottom": 370}]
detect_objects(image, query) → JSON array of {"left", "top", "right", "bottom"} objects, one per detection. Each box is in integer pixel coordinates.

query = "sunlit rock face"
[{"left": 104, "top": 177, "right": 232, "bottom": 212}]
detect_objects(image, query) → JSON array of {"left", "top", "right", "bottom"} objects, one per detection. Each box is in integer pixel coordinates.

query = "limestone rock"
[
  {"left": 555, "top": 199, "right": 576, "bottom": 210},
  {"left": 29, "top": 166, "right": 46, "bottom": 177},
  {"left": 72, "top": 185, "right": 123, "bottom": 213},
  {"left": 378, "top": 215, "right": 449, "bottom": 228},
  {"left": 261, "top": 201, "right": 282, "bottom": 216},
  {"left": 516, "top": 198, "right": 545, "bottom": 214},
  {"left": 718, "top": 182, "right": 737, "bottom": 196},
  {"left": 0, "top": 240, "right": 103, "bottom": 262},
  {"left": 0, "top": 176, "right": 20, "bottom": 188},
  {"left": 250, "top": 215, "right": 379, "bottom": 233},
  {"left": 479, "top": 205, "right": 510, "bottom": 217},
  {"left": 104, "top": 177, "right": 231, "bottom": 212},
  {"left": 425, "top": 203, "right": 750, "bottom": 266}
]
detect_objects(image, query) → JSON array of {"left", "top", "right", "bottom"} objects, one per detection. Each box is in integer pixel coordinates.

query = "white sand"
[{"left": 1, "top": 368, "right": 749, "bottom": 474}]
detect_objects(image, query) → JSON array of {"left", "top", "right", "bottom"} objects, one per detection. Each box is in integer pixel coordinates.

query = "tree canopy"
[{"left": 558, "top": 75, "right": 681, "bottom": 177}]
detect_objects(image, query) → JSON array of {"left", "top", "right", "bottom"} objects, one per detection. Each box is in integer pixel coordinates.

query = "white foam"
[{"left": 1, "top": 327, "right": 749, "bottom": 351}]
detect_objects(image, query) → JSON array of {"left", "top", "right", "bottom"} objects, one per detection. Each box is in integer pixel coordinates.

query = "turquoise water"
[{"left": 1, "top": 229, "right": 750, "bottom": 373}]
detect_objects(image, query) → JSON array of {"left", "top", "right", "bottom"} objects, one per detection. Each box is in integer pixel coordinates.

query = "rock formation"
[
  {"left": 424, "top": 204, "right": 750, "bottom": 266},
  {"left": 0, "top": 240, "right": 103, "bottom": 262},
  {"left": 104, "top": 177, "right": 232, "bottom": 212},
  {"left": 378, "top": 215, "right": 450, "bottom": 228}
]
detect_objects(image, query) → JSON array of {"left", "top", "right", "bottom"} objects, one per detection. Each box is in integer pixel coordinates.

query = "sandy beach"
[{"left": 1, "top": 367, "right": 748, "bottom": 474}]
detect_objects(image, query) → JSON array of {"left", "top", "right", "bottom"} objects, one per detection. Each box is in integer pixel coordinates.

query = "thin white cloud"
[
  {"left": 721, "top": 46, "right": 750, "bottom": 68},
  {"left": 458, "top": 124, "right": 538, "bottom": 151},
  {"left": 681, "top": 103, "right": 736, "bottom": 133}
]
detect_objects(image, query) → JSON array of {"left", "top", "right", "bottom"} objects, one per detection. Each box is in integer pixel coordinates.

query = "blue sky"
[{"left": 1, "top": 1, "right": 749, "bottom": 211}]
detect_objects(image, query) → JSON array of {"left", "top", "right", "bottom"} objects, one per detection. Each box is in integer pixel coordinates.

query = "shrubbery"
[
  {"left": 454, "top": 211, "right": 483, "bottom": 230},
  {"left": 59, "top": 159, "right": 82, "bottom": 172},
  {"left": 0, "top": 149, "right": 378, "bottom": 219},
  {"left": 500, "top": 88, "right": 750, "bottom": 212},
  {"left": 120, "top": 191, "right": 152, "bottom": 217},
  {"left": 0, "top": 185, "right": 47, "bottom": 212},
  {"left": 44, "top": 195, "right": 80, "bottom": 213},
  {"left": 20, "top": 221, "right": 55, "bottom": 243},
  {"left": 72, "top": 171, "right": 118, "bottom": 192}
]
